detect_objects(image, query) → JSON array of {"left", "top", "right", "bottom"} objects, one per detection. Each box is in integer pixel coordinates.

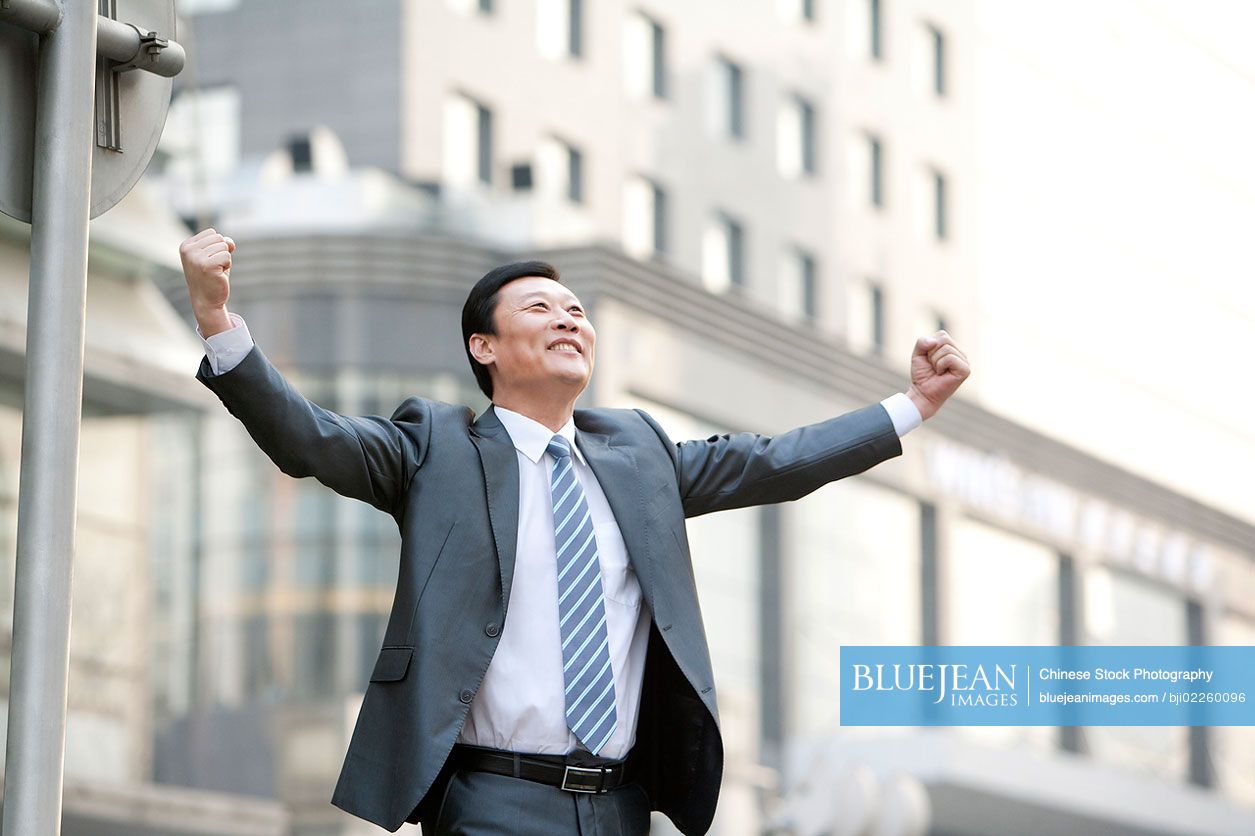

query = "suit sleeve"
[
  {"left": 197, "top": 344, "right": 429, "bottom": 515},
  {"left": 636, "top": 404, "right": 902, "bottom": 518}
]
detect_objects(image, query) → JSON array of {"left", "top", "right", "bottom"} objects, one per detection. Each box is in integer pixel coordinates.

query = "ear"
[{"left": 468, "top": 333, "right": 495, "bottom": 367}]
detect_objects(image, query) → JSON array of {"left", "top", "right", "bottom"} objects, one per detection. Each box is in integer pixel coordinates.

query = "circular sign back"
[{"left": 0, "top": 0, "right": 175, "bottom": 223}]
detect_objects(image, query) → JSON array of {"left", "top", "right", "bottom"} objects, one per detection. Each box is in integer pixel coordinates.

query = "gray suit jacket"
[{"left": 197, "top": 344, "right": 903, "bottom": 834}]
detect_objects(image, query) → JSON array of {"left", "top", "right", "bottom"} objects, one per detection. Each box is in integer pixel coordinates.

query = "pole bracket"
[{"left": 111, "top": 23, "right": 167, "bottom": 73}]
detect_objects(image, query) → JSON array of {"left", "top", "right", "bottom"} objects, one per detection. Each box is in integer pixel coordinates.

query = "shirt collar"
[{"left": 493, "top": 405, "right": 587, "bottom": 466}]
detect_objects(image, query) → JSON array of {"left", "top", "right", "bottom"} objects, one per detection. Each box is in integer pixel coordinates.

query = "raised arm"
[
  {"left": 640, "top": 404, "right": 902, "bottom": 518},
  {"left": 180, "top": 230, "right": 429, "bottom": 515},
  {"left": 639, "top": 330, "right": 970, "bottom": 518}
]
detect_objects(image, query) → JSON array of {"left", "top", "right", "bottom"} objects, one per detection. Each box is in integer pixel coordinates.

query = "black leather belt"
[{"left": 451, "top": 744, "right": 636, "bottom": 794}]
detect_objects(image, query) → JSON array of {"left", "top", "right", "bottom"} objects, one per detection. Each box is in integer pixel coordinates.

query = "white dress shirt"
[
  {"left": 459, "top": 406, "right": 652, "bottom": 758},
  {"left": 198, "top": 316, "right": 922, "bottom": 759}
]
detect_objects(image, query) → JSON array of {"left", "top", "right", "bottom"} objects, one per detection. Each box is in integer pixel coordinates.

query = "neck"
[{"left": 492, "top": 387, "right": 579, "bottom": 433}]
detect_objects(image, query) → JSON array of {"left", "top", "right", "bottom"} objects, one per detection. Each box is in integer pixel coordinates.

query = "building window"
[
  {"left": 870, "top": 281, "right": 885, "bottom": 353},
  {"left": 1084, "top": 568, "right": 1190, "bottom": 781},
  {"left": 777, "top": 95, "right": 817, "bottom": 177},
  {"left": 848, "top": 279, "right": 885, "bottom": 355},
  {"left": 159, "top": 85, "right": 241, "bottom": 181},
  {"left": 442, "top": 93, "right": 493, "bottom": 188},
  {"left": 928, "top": 24, "right": 946, "bottom": 96},
  {"left": 623, "top": 176, "right": 666, "bottom": 258},
  {"left": 475, "top": 103, "right": 492, "bottom": 184},
  {"left": 787, "top": 479, "right": 920, "bottom": 737},
  {"left": 779, "top": 247, "right": 817, "bottom": 322},
  {"left": 933, "top": 169, "right": 948, "bottom": 240},
  {"left": 709, "top": 57, "right": 746, "bottom": 140},
  {"left": 567, "top": 146, "right": 584, "bottom": 203},
  {"left": 948, "top": 519, "right": 1060, "bottom": 752},
  {"left": 447, "top": 0, "right": 493, "bottom": 13},
  {"left": 538, "top": 137, "right": 584, "bottom": 203},
  {"left": 869, "top": 133, "right": 884, "bottom": 208},
  {"left": 538, "top": 0, "right": 582, "bottom": 59},
  {"left": 702, "top": 212, "right": 745, "bottom": 293},
  {"left": 624, "top": 12, "right": 666, "bottom": 99},
  {"left": 511, "top": 162, "right": 533, "bottom": 191},
  {"left": 869, "top": 0, "right": 882, "bottom": 61},
  {"left": 776, "top": 0, "right": 817, "bottom": 24}
]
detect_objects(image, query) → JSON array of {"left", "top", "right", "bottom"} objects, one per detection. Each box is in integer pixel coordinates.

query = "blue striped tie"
[{"left": 546, "top": 435, "right": 617, "bottom": 755}]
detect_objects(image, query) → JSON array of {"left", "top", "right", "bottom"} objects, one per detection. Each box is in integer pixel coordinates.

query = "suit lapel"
[
  {"left": 575, "top": 425, "right": 657, "bottom": 616},
  {"left": 469, "top": 405, "right": 657, "bottom": 617},
  {"left": 469, "top": 405, "right": 520, "bottom": 606}
]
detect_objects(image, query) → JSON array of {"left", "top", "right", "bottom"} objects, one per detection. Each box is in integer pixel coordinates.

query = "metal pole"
[
  {"left": 0, "top": 0, "right": 61, "bottom": 35},
  {"left": 3, "top": 0, "right": 97, "bottom": 832}
]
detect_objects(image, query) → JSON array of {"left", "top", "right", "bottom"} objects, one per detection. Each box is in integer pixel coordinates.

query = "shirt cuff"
[
  {"left": 880, "top": 392, "right": 923, "bottom": 438},
  {"left": 197, "top": 312, "right": 254, "bottom": 376}
]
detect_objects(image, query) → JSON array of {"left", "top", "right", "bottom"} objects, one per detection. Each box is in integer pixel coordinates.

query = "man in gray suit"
[{"left": 180, "top": 229, "right": 970, "bottom": 835}]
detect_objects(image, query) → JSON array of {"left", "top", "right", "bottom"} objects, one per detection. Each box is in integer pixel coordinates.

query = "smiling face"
[{"left": 468, "top": 276, "right": 596, "bottom": 400}]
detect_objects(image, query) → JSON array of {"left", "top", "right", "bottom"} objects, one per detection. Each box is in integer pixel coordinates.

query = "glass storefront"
[
  {"left": 1213, "top": 612, "right": 1255, "bottom": 808},
  {"left": 194, "top": 367, "right": 480, "bottom": 708},
  {"left": 947, "top": 516, "right": 1058, "bottom": 750},
  {"left": 1084, "top": 567, "right": 1189, "bottom": 782},
  {"left": 786, "top": 477, "right": 921, "bottom": 740}
]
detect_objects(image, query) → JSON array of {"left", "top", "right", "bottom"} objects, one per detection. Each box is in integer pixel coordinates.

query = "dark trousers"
[{"left": 425, "top": 751, "right": 651, "bottom": 835}]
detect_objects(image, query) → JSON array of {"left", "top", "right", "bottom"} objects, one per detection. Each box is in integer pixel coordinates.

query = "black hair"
[{"left": 461, "top": 260, "right": 562, "bottom": 399}]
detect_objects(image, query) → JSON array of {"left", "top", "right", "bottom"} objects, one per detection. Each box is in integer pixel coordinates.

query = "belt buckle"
[{"left": 561, "top": 765, "right": 606, "bottom": 794}]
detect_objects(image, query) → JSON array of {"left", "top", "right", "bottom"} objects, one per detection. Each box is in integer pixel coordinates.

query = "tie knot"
[{"left": 546, "top": 435, "right": 572, "bottom": 461}]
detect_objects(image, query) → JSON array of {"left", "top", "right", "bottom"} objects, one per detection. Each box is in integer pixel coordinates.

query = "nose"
[{"left": 554, "top": 310, "right": 580, "bottom": 331}]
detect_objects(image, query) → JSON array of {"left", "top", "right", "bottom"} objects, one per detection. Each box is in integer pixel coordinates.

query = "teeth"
[{"left": 549, "top": 344, "right": 579, "bottom": 353}]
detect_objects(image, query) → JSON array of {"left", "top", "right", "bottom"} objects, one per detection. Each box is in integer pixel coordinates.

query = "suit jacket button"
[
  {"left": 459, "top": 689, "right": 474, "bottom": 704},
  {"left": 485, "top": 622, "right": 500, "bottom": 637}
]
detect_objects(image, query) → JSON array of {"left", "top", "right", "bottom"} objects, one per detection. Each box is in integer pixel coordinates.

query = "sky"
[{"left": 969, "top": 0, "right": 1255, "bottom": 524}]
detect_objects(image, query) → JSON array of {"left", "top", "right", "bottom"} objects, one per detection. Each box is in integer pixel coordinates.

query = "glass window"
[
  {"left": 869, "top": 0, "right": 882, "bottom": 60},
  {"left": 702, "top": 212, "right": 745, "bottom": 292},
  {"left": 777, "top": 95, "right": 817, "bottom": 177},
  {"left": 1084, "top": 567, "right": 1189, "bottom": 782},
  {"left": 294, "top": 612, "right": 337, "bottom": 700},
  {"left": 538, "top": 137, "right": 583, "bottom": 203},
  {"left": 776, "top": 0, "right": 817, "bottom": 23},
  {"left": 622, "top": 176, "right": 666, "bottom": 258},
  {"left": 928, "top": 24, "right": 946, "bottom": 96},
  {"left": 778, "top": 247, "right": 817, "bottom": 323},
  {"left": 1214, "top": 613, "right": 1255, "bottom": 807},
  {"left": 624, "top": 12, "right": 666, "bottom": 99},
  {"left": 933, "top": 169, "right": 948, "bottom": 240},
  {"left": 785, "top": 478, "right": 920, "bottom": 738},
  {"left": 443, "top": 93, "right": 493, "bottom": 188},
  {"left": 869, "top": 134, "right": 884, "bottom": 208},
  {"left": 947, "top": 518, "right": 1059, "bottom": 750},
  {"left": 948, "top": 519, "right": 1059, "bottom": 644},
  {"left": 158, "top": 86, "right": 241, "bottom": 181},
  {"left": 847, "top": 279, "right": 885, "bottom": 356},
  {"left": 709, "top": 57, "right": 746, "bottom": 140},
  {"left": 538, "top": 0, "right": 582, "bottom": 59}
]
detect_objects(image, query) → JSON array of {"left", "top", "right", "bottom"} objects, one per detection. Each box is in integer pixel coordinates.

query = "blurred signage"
[{"left": 924, "top": 439, "right": 1214, "bottom": 594}]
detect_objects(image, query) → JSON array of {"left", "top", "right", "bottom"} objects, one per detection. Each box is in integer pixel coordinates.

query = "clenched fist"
[
  {"left": 906, "top": 331, "right": 970, "bottom": 421},
  {"left": 179, "top": 228, "right": 236, "bottom": 338}
]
